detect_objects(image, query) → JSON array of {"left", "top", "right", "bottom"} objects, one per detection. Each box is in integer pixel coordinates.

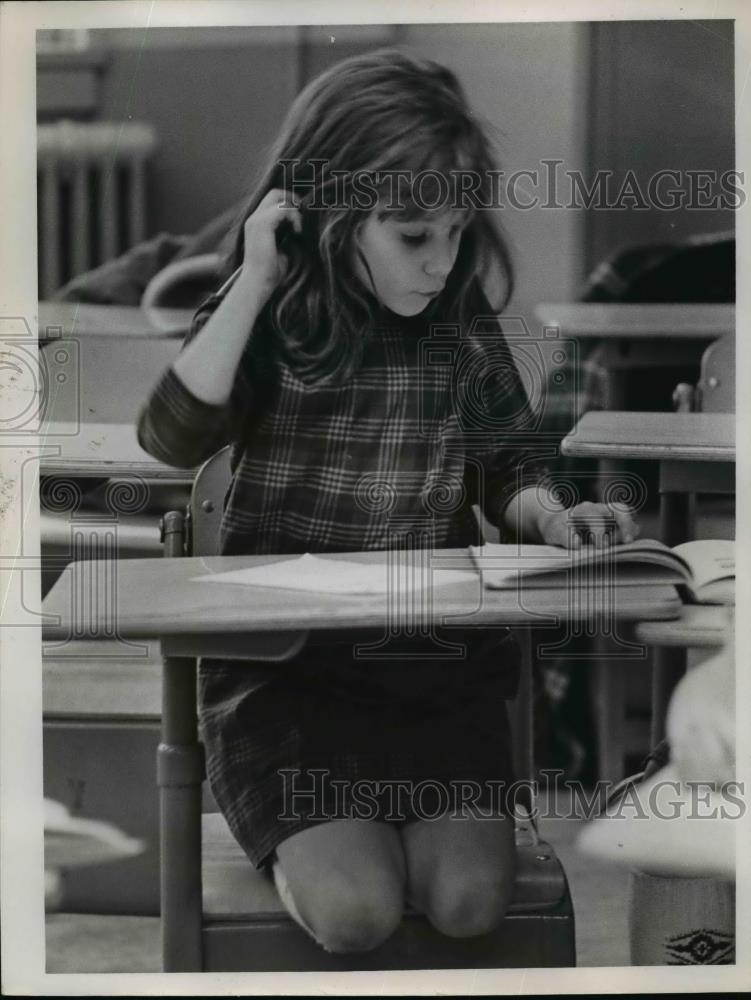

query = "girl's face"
[{"left": 354, "top": 207, "right": 469, "bottom": 316}]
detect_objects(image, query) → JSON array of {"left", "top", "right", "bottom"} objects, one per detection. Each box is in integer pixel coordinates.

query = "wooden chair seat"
[
  {"left": 200, "top": 812, "right": 574, "bottom": 970},
  {"left": 202, "top": 812, "right": 569, "bottom": 919}
]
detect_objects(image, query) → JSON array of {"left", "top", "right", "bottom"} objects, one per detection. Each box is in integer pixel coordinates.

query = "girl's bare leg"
[
  {"left": 273, "top": 819, "right": 406, "bottom": 953},
  {"left": 401, "top": 811, "right": 516, "bottom": 937}
]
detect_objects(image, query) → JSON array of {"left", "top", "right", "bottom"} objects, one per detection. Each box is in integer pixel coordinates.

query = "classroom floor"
[{"left": 45, "top": 788, "right": 631, "bottom": 973}]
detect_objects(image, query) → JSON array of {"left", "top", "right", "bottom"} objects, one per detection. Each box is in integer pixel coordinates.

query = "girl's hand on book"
[
  {"left": 539, "top": 501, "right": 639, "bottom": 550},
  {"left": 241, "top": 188, "right": 302, "bottom": 305}
]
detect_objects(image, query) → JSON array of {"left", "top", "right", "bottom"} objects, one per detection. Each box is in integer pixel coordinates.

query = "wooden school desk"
[
  {"left": 634, "top": 604, "right": 732, "bottom": 650},
  {"left": 39, "top": 420, "right": 195, "bottom": 483},
  {"left": 38, "top": 301, "right": 193, "bottom": 343},
  {"left": 560, "top": 411, "right": 735, "bottom": 547},
  {"left": 535, "top": 303, "right": 734, "bottom": 410},
  {"left": 561, "top": 410, "right": 735, "bottom": 745},
  {"left": 36, "top": 420, "right": 193, "bottom": 598},
  {"left": 41, "top": 551, "right": 681, "bottom": 965},
  {"left": 40, "top": 330, "right": 182, "bottom": 426},
  {"left": 41, "top": 550, "right": 683, "bottom": 642}
]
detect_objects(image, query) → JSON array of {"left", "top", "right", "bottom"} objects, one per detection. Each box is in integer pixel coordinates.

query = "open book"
[{"left": 470, "top": 538, "right": 734, "bottom": 604}]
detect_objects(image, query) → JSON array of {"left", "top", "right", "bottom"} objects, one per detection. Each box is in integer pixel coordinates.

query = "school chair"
[
  {"left": 671, "top": 329, "right": 735, "bottom": 537},
  {"left": 672, "top": 328, "right": 735, "bottom": 415},
  {"left": 158, "top": 446, "right": 576, "bottom": 971}
]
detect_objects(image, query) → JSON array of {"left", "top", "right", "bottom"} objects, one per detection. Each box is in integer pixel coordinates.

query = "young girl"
[{"left": 139, "top": 48, "right": 637, "bottom": 955}]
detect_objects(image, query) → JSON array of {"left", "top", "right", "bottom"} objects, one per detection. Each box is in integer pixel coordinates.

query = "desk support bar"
[
  {"left": 509, "top": 628, "right": 535, "bottom": 818},
  {"left": 158, "top": 509, "right": 205, "bottom": 969},
  {"left": 159, "top": 654, "right": 203, "bottom": 972}
]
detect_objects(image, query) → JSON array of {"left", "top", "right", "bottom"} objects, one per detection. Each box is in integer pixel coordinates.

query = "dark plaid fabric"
[
  {"left": 138, "top": 281, "right": 549, "bottom": 556},
  {"left": 200, "top": 629, "right": 521, "bottom": 868},
  {"left": 138, "top": 283, "right": 543, "bottom": 866}
]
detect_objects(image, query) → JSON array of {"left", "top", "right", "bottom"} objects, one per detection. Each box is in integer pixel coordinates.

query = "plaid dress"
[{"left": 138, "top": 282, "right": 547, "bottom": 867}]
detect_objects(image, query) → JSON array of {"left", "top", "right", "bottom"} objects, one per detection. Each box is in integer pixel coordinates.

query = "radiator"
[{"left": 37, "top": 120, "right": 157, "bottom": 298}]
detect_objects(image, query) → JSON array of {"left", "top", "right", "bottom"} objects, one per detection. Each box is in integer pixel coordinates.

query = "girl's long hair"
[{"left": 223, "top": 47, "right": 514, "bottom": 384}]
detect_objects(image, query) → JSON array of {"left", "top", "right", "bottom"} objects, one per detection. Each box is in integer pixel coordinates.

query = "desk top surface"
[
  {"left": 561, "top": 411, "right": 735, "bottom": 461},
  {"left": 634, "top": 604, "right": 733, "bottom": 648},
  {"left": 535, "top": 303, "right": 734, "bottom": 339},
  {"left": 41, "top": 550, "right": 682, "bottom": 640},
  {"left": 39, "top": 421, "right": 194, "bottom": 481},
  {"left": 38, "top": 301, "right": 193, "bottom": 341}
]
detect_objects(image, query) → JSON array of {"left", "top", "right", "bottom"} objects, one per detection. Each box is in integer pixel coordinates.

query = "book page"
[
  {"left": 469, "top": 539, "right": 686, "bottom": 587},
  {"left": 672, "top": 539, "right": 735, "bottom": 590}
]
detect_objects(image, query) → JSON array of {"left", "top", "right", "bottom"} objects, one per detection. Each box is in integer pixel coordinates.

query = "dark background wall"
[
  {"left": 93, "top": 25, "right": 399, "bottom": 237},
  {"left": 87, "top": 22, "right": 588, "bottom": 323},
  {"left": 586, "top": 19, "right": 735, "bottom": 271},
  {"left": 94, "top": 26, "right": 302, "bottom": 236},
  {"left": 41, "top": 20, "right": 735, "bottom": 317}
]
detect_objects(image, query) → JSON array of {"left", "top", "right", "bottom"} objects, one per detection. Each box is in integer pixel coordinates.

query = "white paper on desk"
[{"left": 191, "top": 553, "right": 476, "bottom": 594}]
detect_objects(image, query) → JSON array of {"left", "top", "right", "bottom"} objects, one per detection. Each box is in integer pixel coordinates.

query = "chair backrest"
[
  {"left": 696, "top": 330, "right": 735, "bottom": 413},
  {"left": 188, "top": 446, "right": 233, "bottom": 556}
]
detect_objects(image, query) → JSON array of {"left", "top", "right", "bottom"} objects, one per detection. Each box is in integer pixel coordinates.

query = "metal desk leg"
[
  {"left": 158, "top": 653, "right": 204, "bottom": 972},
  {"left": 592, "top": 656, "right": 627, "bottom": 785},
  {"left": 654, "top": 470, "right": 690, "bottom": 750},
  {"left": 659, "top": 489, "right": 693, "bottom": 549},
  {"left": 510, "top": 628, "right": 535, "bottom": 787}
]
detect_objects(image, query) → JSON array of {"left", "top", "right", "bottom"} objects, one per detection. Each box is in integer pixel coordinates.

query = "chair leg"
[
  {"left": 509, "top": 628, "right": 535, "bottom": 791},
  {"left": 158, "top": 654, "right": 204, "bottom": 971},
  {"left": 591, "top": 655, "right": 627, "bottom": 785}
]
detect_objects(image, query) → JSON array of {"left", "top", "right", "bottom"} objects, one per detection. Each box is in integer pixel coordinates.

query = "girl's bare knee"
[
  {"left": 426, "top": 875, "right": 514, "bottom": 939},
  {"left": 310, "top": 889, "right": 403, "bottom": 953}
]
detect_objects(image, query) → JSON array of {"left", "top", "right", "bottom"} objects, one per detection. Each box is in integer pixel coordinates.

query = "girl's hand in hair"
[{"left": 241, "top": 188, "right": 302, "bottom": 305}]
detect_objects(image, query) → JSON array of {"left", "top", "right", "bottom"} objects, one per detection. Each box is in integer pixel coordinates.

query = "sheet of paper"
[{"left": 191, "top": 552, "right": 476, "bottom": 594}]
